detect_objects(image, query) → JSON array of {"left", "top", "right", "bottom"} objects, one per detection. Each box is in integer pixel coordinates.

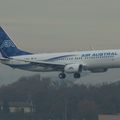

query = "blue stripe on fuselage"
[{"left": 45, "top": 55, "right": 76, "bottom": 61}]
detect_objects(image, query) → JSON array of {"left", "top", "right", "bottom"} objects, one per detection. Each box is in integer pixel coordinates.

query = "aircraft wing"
[
  {"left": 30, "top": 60, "right": 65, "bottom": 70},
  {"left": 11, "top": 58, "right": 65, "bottom": 70}
]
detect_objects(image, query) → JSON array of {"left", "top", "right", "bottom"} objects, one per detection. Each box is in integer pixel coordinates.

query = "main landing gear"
[
  {"left": 59, "top": 72, "right": 66, "bottom": 79},
  {"left": 74, "top": 72, "right": 81, "bottom": 78},
  {"left": 59, "top": 72, "right": 81, "bottom": 79}
]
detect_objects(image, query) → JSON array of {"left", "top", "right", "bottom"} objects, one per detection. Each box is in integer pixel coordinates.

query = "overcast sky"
[{"left": 0, "top": 0, "right": 120, "bottom": 85}]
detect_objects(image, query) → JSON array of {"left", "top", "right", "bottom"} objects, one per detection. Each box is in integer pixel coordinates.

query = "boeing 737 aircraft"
[{"left": 0, "top": 27, "right": 120, "bottom": 79}]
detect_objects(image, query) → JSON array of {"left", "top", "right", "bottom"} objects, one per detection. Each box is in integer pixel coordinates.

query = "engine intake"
[{"left": 64, "top": 63, "right": 82, "bottom": 73}]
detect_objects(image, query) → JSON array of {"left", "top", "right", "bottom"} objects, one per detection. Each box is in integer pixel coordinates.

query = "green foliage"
[{"left": 0, "top": 75, "right": 120, "bottom": 120}]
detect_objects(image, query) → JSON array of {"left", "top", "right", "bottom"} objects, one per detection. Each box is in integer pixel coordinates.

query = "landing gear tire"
[
  {"left": 59, "top": 73, "right": 66, "bottom": 79},
  {"left": 74, "top": 73, "right": 81, "bottom": 79}
]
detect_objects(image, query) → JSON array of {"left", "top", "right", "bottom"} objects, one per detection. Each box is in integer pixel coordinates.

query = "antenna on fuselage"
[{"left": 89, "top": 45, "right": 95, "bottom": 51}]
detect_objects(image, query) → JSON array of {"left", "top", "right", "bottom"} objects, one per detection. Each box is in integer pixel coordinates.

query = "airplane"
[{"left": 0, "top": 26, "right": 120, "bottom": 79}]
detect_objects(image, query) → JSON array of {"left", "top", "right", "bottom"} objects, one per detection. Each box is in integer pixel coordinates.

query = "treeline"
[{"left": 0, "top": 75, "right": 120, "bottom": 120}]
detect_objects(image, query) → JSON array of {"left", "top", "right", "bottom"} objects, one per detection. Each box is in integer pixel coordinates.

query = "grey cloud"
[{"left": 0, "top": 0, "right": 120, "bottom": 84}]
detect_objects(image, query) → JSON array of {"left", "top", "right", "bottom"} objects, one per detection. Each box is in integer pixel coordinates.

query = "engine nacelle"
[{"left": 64, "top": 63, "right": 82, "bottom": 73}]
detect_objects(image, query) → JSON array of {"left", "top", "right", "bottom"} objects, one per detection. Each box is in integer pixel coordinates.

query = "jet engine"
[{"left": 64, "top": 63, "right": 82, "bottom": 73}]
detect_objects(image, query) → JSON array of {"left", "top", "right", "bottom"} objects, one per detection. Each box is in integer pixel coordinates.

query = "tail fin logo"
[{"left": 0, "top": 40, "right": 16, "bottom": 48}]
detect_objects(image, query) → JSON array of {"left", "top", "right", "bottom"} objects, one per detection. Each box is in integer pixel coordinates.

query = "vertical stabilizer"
[{"left": 0, "top": 27, "right": 31, "bottom": 58}]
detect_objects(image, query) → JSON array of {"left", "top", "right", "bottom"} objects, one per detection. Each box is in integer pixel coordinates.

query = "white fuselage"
[{"left": 2, "top": 49, "right": 120, "bottom": 72}]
